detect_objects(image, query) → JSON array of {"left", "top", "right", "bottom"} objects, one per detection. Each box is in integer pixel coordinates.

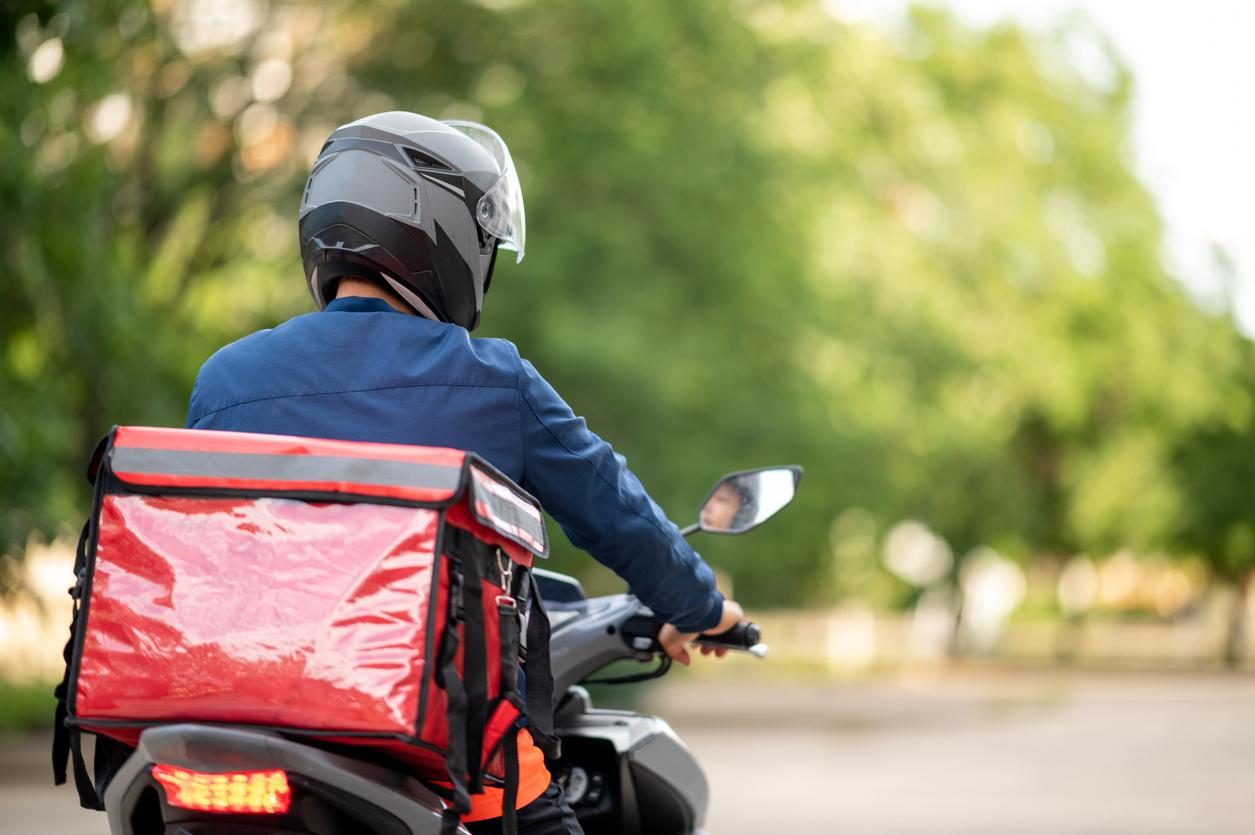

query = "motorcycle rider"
[{"left": 179, "top": 111, "right": 745, "bottom": 833}]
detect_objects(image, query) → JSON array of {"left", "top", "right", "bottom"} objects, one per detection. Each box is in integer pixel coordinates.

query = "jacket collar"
[{"left": 323, "top": 296, "right": 404, "bottom": 314}]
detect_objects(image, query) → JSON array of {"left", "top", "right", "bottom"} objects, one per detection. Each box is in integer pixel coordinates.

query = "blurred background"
[{"left": 2, "top": 0, "right": 1253, "bottom": 832}]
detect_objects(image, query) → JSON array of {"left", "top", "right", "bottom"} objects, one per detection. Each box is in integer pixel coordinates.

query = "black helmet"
[{"left": 298, "top": 111, "right": 525, "bottom": 330}]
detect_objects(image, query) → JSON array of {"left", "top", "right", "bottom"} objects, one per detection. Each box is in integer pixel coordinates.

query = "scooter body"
[
  {"left": 102, "top": 581, "right": 722, "bottom": 835},
  {"left": 96, "top": 466, "right": 797, "bottom": 834},
  {"left": 542, "top": 570, "right": 714, "bottom": 835}
]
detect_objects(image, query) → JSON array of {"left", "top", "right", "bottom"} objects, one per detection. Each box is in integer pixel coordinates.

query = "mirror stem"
[{"left": 679, "top": 522, "right": 700, "bottom": 538}]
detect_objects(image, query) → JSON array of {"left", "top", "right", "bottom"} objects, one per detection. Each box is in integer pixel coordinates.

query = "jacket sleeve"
[
  {"left": 517, "top": 358, "right": 724, "bottom": 633},
  {"left": 184, "top": 375, "right": 203, "bottom": 428}
]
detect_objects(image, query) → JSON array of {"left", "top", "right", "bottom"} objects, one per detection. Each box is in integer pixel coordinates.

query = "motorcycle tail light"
[{"left": 151, "top": 764, "right": 291, "bottom": 814}]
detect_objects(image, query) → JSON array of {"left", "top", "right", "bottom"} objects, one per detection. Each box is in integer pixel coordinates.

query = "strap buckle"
[
  {"left": 69, "top": 567, "right": 86, "bottom": 600},
  {"left": 494, "top": 548, "right": 513, "bottom": 598},
  {"left": 448, "top": 570, "right": 465, "bottom": 621}
]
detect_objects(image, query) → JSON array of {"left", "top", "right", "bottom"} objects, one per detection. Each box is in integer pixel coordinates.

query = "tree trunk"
[{"left": 1223, "top": 572, "right": 1251, "bottom": 669}]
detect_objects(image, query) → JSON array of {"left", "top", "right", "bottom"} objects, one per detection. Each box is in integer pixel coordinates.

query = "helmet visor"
[{"left": 445, "top": 120, "right": 525, "bottom": 263}]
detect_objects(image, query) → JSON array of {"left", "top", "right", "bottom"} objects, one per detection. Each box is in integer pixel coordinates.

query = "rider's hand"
[{"left": 658, "top": 599, "right": 745, "bottom": 667}]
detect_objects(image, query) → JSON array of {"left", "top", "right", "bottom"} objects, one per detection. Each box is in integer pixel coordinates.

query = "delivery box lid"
[{"left": 96, "top": 426, "right": 547, "bottom": 558}]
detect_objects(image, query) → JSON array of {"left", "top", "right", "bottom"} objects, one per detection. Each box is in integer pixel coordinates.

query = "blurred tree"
[
  {"left": 1, "top": 0, "right": 1250, "bottom": 617},
  {"left": 1, "top": 0, "right": 337, "bottom": 583},
  {"left": 1171, "top": 333, "right": 1255, "bottom": 666},
  {"left": 767, "top": 7, "right": 1240, "bottom": 593}
]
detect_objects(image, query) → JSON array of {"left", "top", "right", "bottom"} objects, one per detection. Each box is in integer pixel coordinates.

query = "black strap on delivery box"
[{"left": 52, "top": 520, "right": 105, "bottom": 810}]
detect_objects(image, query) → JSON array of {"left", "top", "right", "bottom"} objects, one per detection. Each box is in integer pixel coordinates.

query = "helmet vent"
[{"left": 404, "top": 147, "right": 451, "bottom": 171}]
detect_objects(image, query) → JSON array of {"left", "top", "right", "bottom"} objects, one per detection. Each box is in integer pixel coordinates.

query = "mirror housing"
[{"left": 693, "top": 466, "right": 802, "bottom": 535}]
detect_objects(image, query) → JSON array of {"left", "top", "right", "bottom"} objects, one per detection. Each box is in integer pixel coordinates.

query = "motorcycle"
[{"left": 99, "top": 465, "right": 801, "bottom": 835}]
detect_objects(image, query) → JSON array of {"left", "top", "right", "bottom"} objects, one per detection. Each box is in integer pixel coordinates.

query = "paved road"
[
  {"left": 654, "top": 669, "right": 1255, "bottom": 835},
  {"left": 3, "top": 669, "right": 1251, "bottom": 834}
]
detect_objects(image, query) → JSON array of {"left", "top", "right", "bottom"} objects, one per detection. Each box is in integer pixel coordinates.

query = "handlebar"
[
  {"left": 558, "top": 600, "right": 770, "bottom": 693},
  {"left": 618, "top": 614, "right": 768, "bottom": 658},
  {"left": 693, "top": 621, "right": 769, "bottom": 658},
  {"left": 695, "top": 621, "right": 760, "bottom": 649}
]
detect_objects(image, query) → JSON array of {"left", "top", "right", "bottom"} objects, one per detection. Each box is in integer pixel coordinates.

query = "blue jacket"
[{"left": 185, "top": 296, "right": 724, "bottom": 633}]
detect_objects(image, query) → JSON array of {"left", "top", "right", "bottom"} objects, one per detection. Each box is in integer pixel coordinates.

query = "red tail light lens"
[{"left": 151, "top": 764, "right": 291, "bottom": 814}]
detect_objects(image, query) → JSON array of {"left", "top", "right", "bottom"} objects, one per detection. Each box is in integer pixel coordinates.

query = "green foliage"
[
  {"left": 1170, "top": 336, "right": 1255, "bottom": 580},
  {"left": 2, "top": 0, "right": 1252, "bottom": 604},
  {"left": 0, "top": 679, "right": 56, "bottom": 735}
]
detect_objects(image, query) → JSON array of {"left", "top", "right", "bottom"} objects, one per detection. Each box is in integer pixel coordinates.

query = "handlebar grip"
[{"left": 695, "top": 621, "right": 761, "bottom": 649}]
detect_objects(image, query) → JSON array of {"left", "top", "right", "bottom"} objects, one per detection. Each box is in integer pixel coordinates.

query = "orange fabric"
[{"left": 455, "top": 730, "right": 552, "bottom": 823}]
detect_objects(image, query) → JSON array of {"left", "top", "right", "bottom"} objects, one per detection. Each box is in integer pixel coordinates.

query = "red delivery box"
[{"left": 59, "top": 426, "right": 549, "bottom": 797}]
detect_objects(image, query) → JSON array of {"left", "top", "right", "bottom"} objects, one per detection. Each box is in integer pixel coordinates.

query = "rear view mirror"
[{"left": 696, "top": 466, "right": 802, "bottom": 535}]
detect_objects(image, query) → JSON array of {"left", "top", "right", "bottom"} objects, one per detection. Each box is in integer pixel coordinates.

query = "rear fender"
[{"left": 103, "top": 725, "right": 455, "bottom": 835}]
